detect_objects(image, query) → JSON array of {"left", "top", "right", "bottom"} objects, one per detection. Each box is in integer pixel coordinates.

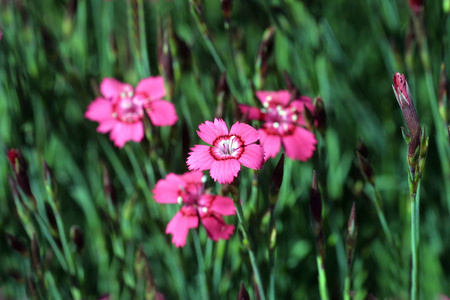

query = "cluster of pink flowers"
[
  {"left": 85, "top": 76, "right": 178, "bottom": 148},
  {"left": 85, "top": 76, "right": 317, "bottom": 247},
  {"left": 153, "top": 171, "right": 236, "bottom": 247},
  {"left": 239, "top": 90, "right": 317, "bottom": 161}
]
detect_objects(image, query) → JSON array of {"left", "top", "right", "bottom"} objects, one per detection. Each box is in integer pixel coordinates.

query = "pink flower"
[
  {"left": 239, "top": 91, "right": 317, "bottom": 161},
  {"left": 153, "top": 171, "right": 236, "bottom": 247},
  {"left": 186, "top": 119, "right": 265, "bottom": 184},
  {"left": 85, "top": 76, "right": 178, "bottom": 148}
]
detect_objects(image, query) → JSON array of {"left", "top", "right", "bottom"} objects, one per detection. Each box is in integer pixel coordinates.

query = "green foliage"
[{"left": 1, "top": 0, "right": 449, "bottom": 299}]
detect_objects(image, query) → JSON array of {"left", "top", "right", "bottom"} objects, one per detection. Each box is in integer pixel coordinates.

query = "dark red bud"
[
  {"left": 237, "top": 282, "right": 250, "bottom": 300},
  {"left": 409, "top": 0, "right": 424, "bottom": 15}
]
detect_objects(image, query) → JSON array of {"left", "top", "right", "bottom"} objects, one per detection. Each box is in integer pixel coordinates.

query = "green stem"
[
  {"left": 343, "top": 268, "right": 351, "bottom": 300},
  {"left": 410, "top": 182, "right": 421, "bottom": 300},
  {"left": 193, "top": 231, "right": 209, "bottom": 300},
  {"left": 316, "top": 255, "right": 329, "bottom": 300},
  {"left": 371, "top": 186, "right": 394, "bottom": 245},
  {"left": 233, "top": 196, "right": 266, "bottom": 300}
]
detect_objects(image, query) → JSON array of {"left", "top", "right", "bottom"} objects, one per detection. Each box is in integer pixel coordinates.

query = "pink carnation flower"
[
  {"left": 186, "top": 118, "right": 265, "bottom": 184},
  {"left": 85, "top": 76, "right": 178, "bottom": 148},
  {"left": 239, "top": 90, "right": 317, "bottom": 161},
  {"left": 153, "top": 171, "right": 236, "bottom": 247}
]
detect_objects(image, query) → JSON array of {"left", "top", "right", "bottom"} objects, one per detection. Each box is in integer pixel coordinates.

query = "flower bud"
[
  {"left": 237, "top": 282, "right": 250, "bottom": 300},
  {"left": 346, "top": 202, "right": 357, "bottom": 268},
  {"left": 356, "top": 151, "right": 375, "bottom": 186},
  {"left": 7, "top": 149, "right": 33, "bottom": 198},
  {"left": 409, "top": 0, "right": 424, "bottom": 15},
  {"left": 70, "top": 225, "right": 85, "bottom": 253},
  {"left": 269, "top": 154, "right": 284, "bottom": 208},
  {"left": 221, "top": 0, "right": 233, "bottom": 29},
  {"left": 5, "top": 233, "right": 27, "bottom": 256},
  {"left": 314, "top": 97, "right": 327, "bottom": 135},
  {"left": 392, "top": 73, "right": 421, "bottom": 139},
  {"left": 215, "top": 72, "right": 229, "bottom": 119},
  {"left": 158, "top": 20, "right": 174, "bottom": 100}
]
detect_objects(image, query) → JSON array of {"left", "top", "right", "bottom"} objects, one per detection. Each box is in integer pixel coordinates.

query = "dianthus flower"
[
  {"left": 186, "top": 118, "right": 265, "bottom": 184},
  {"left": 239, "top": 91, "right": 316, "bottom": 161},
  {"left": 85, "top": 76, "right": 178, "bottom": 148},
  {"left": 153, "top": 171, "right": 236, "bottom": 247}
]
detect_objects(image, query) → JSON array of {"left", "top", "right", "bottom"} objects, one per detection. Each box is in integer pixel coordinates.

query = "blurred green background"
[{"left": 1, "top": 0, "right": 449, "bottom": 299}]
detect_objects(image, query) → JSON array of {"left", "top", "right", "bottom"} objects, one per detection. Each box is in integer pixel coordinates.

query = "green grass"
[{"left": 1, "top": 0, "right": 449, "bottom": 299}]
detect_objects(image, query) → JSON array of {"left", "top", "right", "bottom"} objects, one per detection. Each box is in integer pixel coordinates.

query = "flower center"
[
  {"left": 262, "top": 105, "right": 298, "bottom": 136},
  {"left": 211, "top": 135, "right": 244, "bottom": 160},
  {"left": 113, "top": 92, "right": 145, "bottom": 123}
]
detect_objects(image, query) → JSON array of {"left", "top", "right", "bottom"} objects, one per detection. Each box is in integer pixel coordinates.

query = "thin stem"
[
  {"left": 316, "top": 255, "right": 329, "bottom": 300},
  {"left": 193, "top": 231, "right": 209, "bottom": 300},
  {"left": 371, "top": 186, "right": 394, "bottom": 245},
  {"left": 410, "top": 182, "right": 421, "bottom": 300},
  {"left": 343, "top": 268, "right": 351, "bottom": 300},
  {"left": 233, "top": 196, "right": 266, "bottom": 300}
]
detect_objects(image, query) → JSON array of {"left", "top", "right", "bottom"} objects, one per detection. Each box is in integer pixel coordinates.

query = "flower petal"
[
  {"left": 201, "top": 214, "right": 234, "bottom": 241},
  {"left": 97, "top": 119, "right": 118, "bottom": 133},
  {"left": 179, "top": 171, "right": 205, "bottom": 184},
  {"left": 238, "top": 104, "right": 262, "bottom": 120},
  {"left": 259, "top": 129, "right": 282, "bottom": 160},
  {"left": 85, "top": 98, "right": 113, "bottom": 122},
  {"left": 146, "top": 100, "right": 178, "bottom": 126},
  {"left": 187, "top": 145, "right": 215, "bottom": 171},
  {"left": 100, "top": 78, "right": 132, "bottom": 99},
  {"left": 110, "top": 122, "right": 143, "bottom": 148},
  {"left": 153, "top": 173, "right": 186, "bottom": 204},
  {"left": 135, "top": 76, "right": 166, "bottom": 100},
  {"left": 230, "top": 122, "right": 260, "bottom": 145},
  {"left": 207, "top": 195, "right": 236, "bottom": 216},
  {"left": 282, "top": 127, "right": 317, "bottom": 161},
  {"left": 209, "top": 159, "right": 241, "bottom": 184},
  {"left": 166, "top": 207, "right": 198, "bottom": 247},
  {"left": 197, "top": 119, "right": 229, "bottom": 145},
  {"left": 238, "top": 144, "right": 265, "bottom": 170},
  {"left": 256, "top": 90, "right": 290, "bottom": 106}
]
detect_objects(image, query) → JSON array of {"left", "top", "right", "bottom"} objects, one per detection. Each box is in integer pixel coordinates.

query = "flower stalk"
[{"left": 393, "top": 73, "right": 428, "bottom": 300}]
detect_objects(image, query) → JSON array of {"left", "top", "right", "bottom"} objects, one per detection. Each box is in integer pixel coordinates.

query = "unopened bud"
[
  {"left": 7, "top": 149, "right": 33, "bottom": 198},
  {"left": 221, "top": 0, "right": 233, "bottom": 29},
  {"left": 302, "top": 105, "right": 315, "bottom": 131},
  {"left": 45, "top": 202, "right": 58, "bottom": 232},
  {"left": 269, "top": 154, "right": 284, "bottom": 208},
  {"left": 6, "top": 233, "right": 27, "bottom": 256},
  {"left": 409, "top": 0, "right": 424, "bottom": 15},
  {"left": 356, "top": 151, "right": 375, "bottom": 186},
  {"left": 70, "top": 225, "right": 85, "bottom": 253},
  {"left": 237, "top": 282, "right": 250, "bottom": 300},
  {"left": 392, "top": 73, "right": 421, "bottom": 138},
  {"left": 42, "top": 159, "right": 56, "bottom": 196},
  {"left": 314, "top": 97, "right": 327, "bottom": 135}
]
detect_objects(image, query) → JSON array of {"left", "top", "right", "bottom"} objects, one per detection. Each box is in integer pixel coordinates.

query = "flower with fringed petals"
[
  {"left": 85, "top": 76, "right": 178, "bottom": 148},
  {"left": 239, "top": 90, "right": 317, "bottom": 161},
  {"left": 153, "top": 171, "right": 236, "bottom": 247},
  {"left": 186, "top": 118, "right": 265, "bottom": 184}
]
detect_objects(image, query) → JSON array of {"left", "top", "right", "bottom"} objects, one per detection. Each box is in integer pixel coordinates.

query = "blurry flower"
[
  {"left": 85, "top": 76, "right": 178, "bottom": 148},
  {"left": 239, "top": 91, "right": 317, "bottom": 161},
  {"left": 409, "top": 0, "right": 424, "bottom": 14},
  {"left": 187, "top": 118, "right": 265, "bottom": 184},
  {"left": 153, "top": 171, "right": 236, "bottom": 247}
]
